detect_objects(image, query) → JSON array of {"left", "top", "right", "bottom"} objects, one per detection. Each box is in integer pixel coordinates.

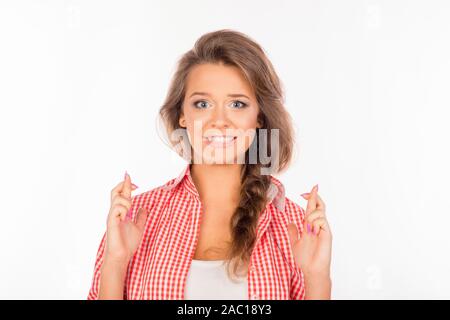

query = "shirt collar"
[{"left": 161, "top": 163, "right": 286, "bottom": 212}]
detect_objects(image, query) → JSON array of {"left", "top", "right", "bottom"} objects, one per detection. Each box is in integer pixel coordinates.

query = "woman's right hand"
[{"left": 104, "top": 171, "right": 149, "bottom": 264}]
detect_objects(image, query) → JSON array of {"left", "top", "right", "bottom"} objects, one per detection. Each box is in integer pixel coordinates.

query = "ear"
[
  {"left": 179, "top": 115, "right": 186, "bottom": 128},
  {"left": 256, "top": 119, "right": 263, "bottom": 129},
  {"left": 256, "top": 113, "right": 264, "bottom": 129}
]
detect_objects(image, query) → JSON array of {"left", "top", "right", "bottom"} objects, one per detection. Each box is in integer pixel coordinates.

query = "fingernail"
[
  {"left": 314, "top": 184, "right": 319, "bottom": 192},
  {"left": 307, "top": 223, "right": 311, "bottom": 234},
  {"left": 124, "top": 170, "right": 129, "bottom": 180},
  {"left": 131, "top": 183, "right": 139, "bottom": 189},
  {"left": 301, "top": 193, "right": 310, "bottom": 198}
]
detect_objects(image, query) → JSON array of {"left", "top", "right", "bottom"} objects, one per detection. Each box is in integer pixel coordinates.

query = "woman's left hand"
[{"left": 288, "top": 184, "right": 332, "bottom": 279}]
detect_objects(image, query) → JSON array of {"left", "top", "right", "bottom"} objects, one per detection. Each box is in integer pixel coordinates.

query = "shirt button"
[
  {"left": 250, "top": 265, "right": 256, "bottom": 272},
  {"left": 251, "top": 293, "right": 259, "bottom": 300}
]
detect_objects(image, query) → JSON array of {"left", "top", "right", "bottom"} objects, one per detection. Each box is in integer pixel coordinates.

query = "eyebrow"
[{"left": 188, "top": 92, "right": 251, "bottom": 99}]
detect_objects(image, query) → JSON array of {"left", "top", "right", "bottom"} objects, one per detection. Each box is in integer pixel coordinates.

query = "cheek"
[
  {"left": 230, "top": 108, "right": 260, "bottom": 129},
  {"left": 183, "top": 114, "right": 206, "bottom": 137},
  {"left": 231, "top": 114, "right": 259, "bottom": 150}
]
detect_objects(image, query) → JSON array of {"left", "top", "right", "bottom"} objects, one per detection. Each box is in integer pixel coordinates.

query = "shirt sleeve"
[
  {"left": 87, "top": 230, "right": 105, "bottom": 300},
  {"left": 285, "top": 197, "right": 307, "bottom": 300},
  {"left": 86, "top": 188, "right": 163, "bottom": 300},
  {"left": 86, "top": 230, "right": 128, "bottom": 300}
]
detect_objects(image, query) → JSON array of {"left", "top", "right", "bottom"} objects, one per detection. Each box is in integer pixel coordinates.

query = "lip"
[{"left": 203, "top": 136, "right": 237, "bottom": 148}]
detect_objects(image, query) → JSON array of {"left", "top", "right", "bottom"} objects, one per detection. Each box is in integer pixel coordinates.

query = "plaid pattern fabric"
[{"left": 87, "top": 163, "right": 306, "bottom": 300}]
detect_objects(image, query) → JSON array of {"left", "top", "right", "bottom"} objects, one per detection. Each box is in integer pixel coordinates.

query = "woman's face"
[{"left": 179, "top": 62, "right": 262, "bottom": 165}]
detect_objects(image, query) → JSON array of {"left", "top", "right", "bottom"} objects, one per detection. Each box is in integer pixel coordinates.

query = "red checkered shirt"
[{"left": 87, "top": 163, "right": 306, "bottom": 300}]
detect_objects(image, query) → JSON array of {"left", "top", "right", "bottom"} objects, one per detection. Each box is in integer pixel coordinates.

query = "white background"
[{"left": 0, "top": 0, "right": 449, "bottom": 299}]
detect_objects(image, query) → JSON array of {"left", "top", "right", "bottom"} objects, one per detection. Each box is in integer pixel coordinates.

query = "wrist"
[
  {"left": 303, "top": 268, "right": 330, "bottom": 280},
  {"left": 303, "top": 273, "right": 332, "bottom": 300},
  {"left": 304, "top": 273, "right": 332, "bottom": 286}
]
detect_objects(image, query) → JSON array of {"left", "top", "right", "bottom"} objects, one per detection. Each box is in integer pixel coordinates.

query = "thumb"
[
  {"left": 287, "top": 223, "right": 299, "bottom": 249},
  {"left": 122, "top": 171, "right": 132, "bottom": 200},
  {"left": 135, "top": 207, "right": 149, "bottom": 230}
]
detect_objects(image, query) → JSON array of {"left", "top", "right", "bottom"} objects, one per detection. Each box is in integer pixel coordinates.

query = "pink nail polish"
[
  {"left": 131, "top": 183, "right": 139, "bottom": 189},
  {"left": 301, "top": 193, "right": 310, "bottom": 198},
  {"left": 314, "top": 184, "right": 319, "bottom": 191},
  {"left": 124, "top": 171, "right": 129, "bottom": 180}
]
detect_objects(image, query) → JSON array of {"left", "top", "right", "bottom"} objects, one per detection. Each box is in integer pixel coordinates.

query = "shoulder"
[
  {"left": 284, "top": 196, "right": 306, "bottom": 223},
  {"left": 268, "top": 175, "right": 306, "bottom": 232},
  {"left": 283, "top": 196, "right": 306, "bottom": 233},
  {"left": 128, "top": 176, "right": 181, "bottom": 216}
]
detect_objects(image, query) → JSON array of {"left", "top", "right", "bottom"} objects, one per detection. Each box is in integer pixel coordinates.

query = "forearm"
[
  {"left": 98, "top": 256, "right": 129, "bottom": 300},
  {"left": 304, "top": 274, "right": 332, "bottom": 300}
]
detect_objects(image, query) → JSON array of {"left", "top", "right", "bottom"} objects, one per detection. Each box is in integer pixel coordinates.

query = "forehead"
[{"left": 185, "top": 63, "right": 255, "bottom": 98}]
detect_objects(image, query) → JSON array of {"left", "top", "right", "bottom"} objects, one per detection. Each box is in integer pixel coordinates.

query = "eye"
[
  {"left": 193, "top": 100, "right": 209, "bottom": 109},
  {"left": 231, "top": 100, "right": 248, "bottom": 109}
]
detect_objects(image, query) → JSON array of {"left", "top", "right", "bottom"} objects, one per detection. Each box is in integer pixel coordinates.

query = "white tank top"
[{"left": 184, "top": 259, "right": 248, "bottom": 300}]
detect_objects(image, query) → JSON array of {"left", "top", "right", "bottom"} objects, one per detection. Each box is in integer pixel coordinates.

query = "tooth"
[
  {"left": 212, "top": 136, "right": 233, "bottom": 142},
  {"left": 205, "top": 136, "right": 235, "bottom": 143}
]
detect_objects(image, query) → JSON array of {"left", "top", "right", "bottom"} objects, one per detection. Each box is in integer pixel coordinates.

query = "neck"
[{"left": 190, "top": 163, "right": 242, "bottom": 205}]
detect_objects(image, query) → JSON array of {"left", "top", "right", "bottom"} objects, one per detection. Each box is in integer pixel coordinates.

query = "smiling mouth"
[{"left": 203, "top": 136, "right": 237, "bottom": 148}]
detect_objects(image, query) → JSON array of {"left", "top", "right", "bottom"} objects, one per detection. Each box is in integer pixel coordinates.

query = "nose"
[{"left": 210, "top": 105, "right": 230, "bottom": 129}]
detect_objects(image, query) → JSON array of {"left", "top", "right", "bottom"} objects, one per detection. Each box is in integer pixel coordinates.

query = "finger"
[
  {"left": 135, "top": 207, "right": 149, "bottom": 229},
  {"left": 311, "top": 217, "right": 329, "bottom": 235},
  {"left": 111, "top": 180, "right": 125, "bottom": 202},
  {"left": 301, "top": 192, "right": 325, "bottom": 212},
  {"left": 305, "top": 209, "right": 326, "bottom": 225},
  {"left": 110, "top": 179, "right": 137, "bottom": 201},
  {"left": 301, "top": 215, "right": 315, "bottom": 237},
  {"left": 122, "top": 171, "right": 132, "bottom": 200},
  {"left": 305, "top": 185, "right": 318, "bottom": 216},
  {"left": 111, "top": 195, "right": 132, "bottom": 212},
  {"left": 109, "top": 204, "right": 128, "bottom": 222},
  {"left": 315, "top": 193, "right": 325, "bottom": 212},
  {"left": 287, "top": 223, "right": 299, "bottom": 248}
]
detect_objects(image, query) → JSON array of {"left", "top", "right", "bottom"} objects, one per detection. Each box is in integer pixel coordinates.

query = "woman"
[{"left": 87, "top": 29, "right": 332, "bottom": 300}]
